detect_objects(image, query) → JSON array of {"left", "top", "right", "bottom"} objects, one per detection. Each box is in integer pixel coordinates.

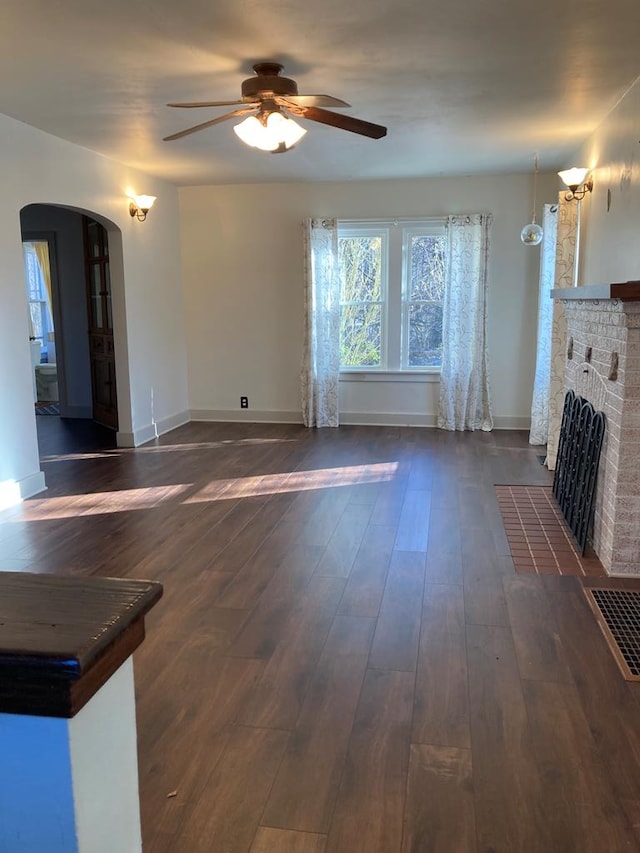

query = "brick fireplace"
[{"left": 551, "top": 283, "right": 640, "bottom": 576}]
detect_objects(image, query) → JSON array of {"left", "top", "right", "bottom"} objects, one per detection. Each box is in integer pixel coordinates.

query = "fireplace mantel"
[{"left": 551, "top": 281, "right": 640, "bottom": 301}]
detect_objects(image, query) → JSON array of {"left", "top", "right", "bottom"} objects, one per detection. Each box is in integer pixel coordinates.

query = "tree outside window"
[
  {"left": 338, "top": 221, "right": 445, "bottom": 371},
  {"left": 404, "top": 232, "right": 446, "bottom": 368},
  {"left": 339, "top": 232, "right": 385, "bottom": 367}
]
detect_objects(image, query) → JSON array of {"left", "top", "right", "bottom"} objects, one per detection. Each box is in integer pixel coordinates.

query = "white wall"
[
  {"left": 180, "top": 173, "right": 558, "bottom": 428},
  {"left": 0, "top": 114, "right": 189, "bottom": 504},
  {"left": 577, "top": 76, "right": 640, "bottom": 285}
]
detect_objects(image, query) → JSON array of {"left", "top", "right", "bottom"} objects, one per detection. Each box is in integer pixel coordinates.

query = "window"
[
  {"left": 338, "top": 229, "right": 386, "bottom": 368},
  {"left": 23, "top": 241, "right": 55, "bottom": 359},
  {"left": 338, "top": 220, "right": 446, "bottom": 371}
]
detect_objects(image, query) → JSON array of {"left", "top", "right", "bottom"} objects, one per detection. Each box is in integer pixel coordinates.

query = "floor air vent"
[{"left": 584, "top": 587, "right": 640, "bottom": 681}]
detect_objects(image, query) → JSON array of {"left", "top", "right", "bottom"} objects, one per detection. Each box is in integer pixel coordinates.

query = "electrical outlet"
[{"left": 240, "top": 396, "right": 248, "bottom": 409}]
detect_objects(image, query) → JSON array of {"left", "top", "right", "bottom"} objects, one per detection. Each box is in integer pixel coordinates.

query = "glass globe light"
[
  {"left": 521, "top": 154, "right": 544, "bottom": 246},
  {"left": 520, "top": 222, "right": 544, "bottom": 245}
]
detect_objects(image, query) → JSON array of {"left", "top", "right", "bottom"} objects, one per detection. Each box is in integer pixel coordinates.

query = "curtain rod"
[{"left": 337, "top": 216, "right": 446, "bottom": 225}]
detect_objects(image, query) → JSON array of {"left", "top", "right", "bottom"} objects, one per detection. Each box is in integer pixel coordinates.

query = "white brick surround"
[{"left": 561, "top": 299, "right": 640, "bottom": 575}]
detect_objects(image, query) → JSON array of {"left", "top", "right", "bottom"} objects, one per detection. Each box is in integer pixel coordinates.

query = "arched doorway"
[{"left": 19, "top": 204, "right": 127, "bottom": 452}]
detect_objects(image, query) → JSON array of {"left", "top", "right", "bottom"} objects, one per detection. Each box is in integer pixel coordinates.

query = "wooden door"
[{"left": 83, "top": 217, "right": 118, "bottom": 430}]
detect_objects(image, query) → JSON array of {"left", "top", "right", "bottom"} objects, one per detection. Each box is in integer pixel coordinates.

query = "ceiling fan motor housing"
[{"left": 241, "top": 62, "right": 299, "bottom": 100}]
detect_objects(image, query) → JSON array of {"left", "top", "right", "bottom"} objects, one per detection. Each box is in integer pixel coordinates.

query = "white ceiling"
[{"left": 3, "top": 0, "right": 640, "bottom": 185}]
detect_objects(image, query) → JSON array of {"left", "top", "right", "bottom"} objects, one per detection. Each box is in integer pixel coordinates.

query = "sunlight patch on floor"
[
  {"left": 41, "top": 437, "right": 298, "bottom": 463},
  {"left": 6, "top": 484, "right": 193, "bottom": 522},
  {"left": 185, "top": 462, "right": 400, "bottom": 503},
  {"left": 2, "top": 461, "right": 399, "bottom": 523}
]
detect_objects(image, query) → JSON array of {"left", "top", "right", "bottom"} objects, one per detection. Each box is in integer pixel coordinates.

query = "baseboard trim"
[
  {"left": 493, "top": 416, "right": 531, "bottom": 430},
  {"left": 0, "top": 471, "right": 47, "bottom": 509},
  {"left": 340, "top": 412, "right": 437, "bottom": 427},
  {"left": 190, "top": 409, "right": 303, "bottom": 424},
  {"left": 19, "top": 471, "right": 47, "bottom": 500},
  {"left": 118, "top": 410, "right": 191, "bottom": 447},
  {"left": 188, "top": 409, "right": 531, "bottom": 431}
]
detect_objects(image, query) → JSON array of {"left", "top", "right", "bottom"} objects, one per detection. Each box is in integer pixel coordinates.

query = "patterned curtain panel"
[
  {"left": 546, "top": 195, "right": 578, "bottom": 469},
  {"left": 437, "top": 213, "right": 493, "bottom": 431},
  {"left": 529, "top": 204, "right": 559, "bottom": 445},
  {"left": 300, "top": 217, "right": 341, "bottom": 427}
]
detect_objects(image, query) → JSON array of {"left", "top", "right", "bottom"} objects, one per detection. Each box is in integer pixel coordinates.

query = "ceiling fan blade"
[
  {"left": 278, "top": 94, "right": 350, "bottom": 108},
  {"left": 167, "top": 99, "right": 253, "bottom": 109},
  {"left": 299, "top": 107, "right": 387, "bottom": 139},
  {"left": 163, "top": 107, "right": 256, "bottom": 141}
]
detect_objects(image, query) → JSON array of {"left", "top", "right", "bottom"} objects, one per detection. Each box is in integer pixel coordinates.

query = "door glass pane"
[
  {"left": 104, "top": 262, "right": 113, "bottom": 329},
  {"left": 87, "top": 221, "right": 101, "bottom": 258},
  {"left": 90, "top": 264, "right": 103, "bottom": 327}
]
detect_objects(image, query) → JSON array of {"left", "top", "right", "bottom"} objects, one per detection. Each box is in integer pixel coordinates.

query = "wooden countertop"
[
  {"left": 0, "top": 572, "right": 162, "bottom": 717},
  {"left": 551, "top": 281, "right": 640, "bottom": 301}
]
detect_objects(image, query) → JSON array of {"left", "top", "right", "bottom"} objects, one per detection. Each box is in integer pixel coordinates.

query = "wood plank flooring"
[{"left": 3, "top": 418, "right": 640, "bottom": 851}]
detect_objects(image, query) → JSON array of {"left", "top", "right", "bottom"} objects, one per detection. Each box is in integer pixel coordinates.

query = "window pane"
[
  {"left": 29, "top": 303, "right": 43, "bottom": 340},
  {"left": 409, "top": 235, "right": 446, "bottom": 301},
  {"left": 408, "top": 303, "right": 443, "bottom": 367},
  {"left": 340, "top": 303, "right": 381, "bottom": 367},
  {"left": 24, "top": 250, "right": 42, "bottom": 300},
  {"left": 339, "top": 236, "right": 382, "bottom": 302},
  {"left": 90, "top": 264, "right": 103, "bottom": 327},
  {"left": 87, "top": 221, "right": 101, "bottom": 257},
  {"left": 105, "top": 262, "right": 113, "bottom": 329}
]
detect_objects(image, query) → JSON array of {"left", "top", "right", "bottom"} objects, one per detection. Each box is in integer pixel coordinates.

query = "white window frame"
[
  {"left": 401, "top": 223, "right": 446, "bottom": 371},
  {"left": 338, "top": 219, "right": 446, "bottom": 375}
]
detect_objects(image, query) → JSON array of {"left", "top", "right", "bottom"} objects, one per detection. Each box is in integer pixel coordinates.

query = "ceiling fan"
[{"left": 163, "top": 62, "right": 387, "bottom": 153}]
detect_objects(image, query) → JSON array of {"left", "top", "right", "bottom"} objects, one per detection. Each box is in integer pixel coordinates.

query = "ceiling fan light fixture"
[
  {"left": 165, "top": 62, "right": 386, "bottom": 146},
  {"left": 233, "top": 112, "right": 306, "bottom": 152}
]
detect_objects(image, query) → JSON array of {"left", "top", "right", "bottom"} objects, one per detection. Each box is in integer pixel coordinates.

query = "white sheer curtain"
[
  {"left": 529, "top": 204, "right": 559, "bottom": 445},
  {"left": 437, "top": 213, "right": 493, "bottom": 431},
  {"left": 300, "top": 218, "right": 341, "bottom": 427},
  {"left": 546, "top": 195, "right": 579, "bottom": 468}
]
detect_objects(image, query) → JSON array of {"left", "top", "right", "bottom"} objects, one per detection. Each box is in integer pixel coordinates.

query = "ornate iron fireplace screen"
[{"left": 552, "top": 389, "right": 606, "bottom": 554}]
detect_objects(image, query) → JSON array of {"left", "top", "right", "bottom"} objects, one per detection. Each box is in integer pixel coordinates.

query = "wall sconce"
[
  {"left": 558, "top": 167, "right": 593, "bottom": 201},
  {"left": 128, "top": 194, "right": 157, "bottom": 221},
  {"left": 558, "top": 168, "right": 592, "bottom": 287}
]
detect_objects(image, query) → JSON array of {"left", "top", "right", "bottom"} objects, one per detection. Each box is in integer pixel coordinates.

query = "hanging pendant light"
[{"left": 520, "top": 154, "right": 544, "bottom": 246}]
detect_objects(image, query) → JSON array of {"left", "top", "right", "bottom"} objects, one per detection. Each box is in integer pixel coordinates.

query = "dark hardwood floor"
[{"left": 3, "top": 420, "right": 640, "bottom": 852}]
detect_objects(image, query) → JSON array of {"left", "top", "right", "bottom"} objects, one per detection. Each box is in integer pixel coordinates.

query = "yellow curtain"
[{"left": 33, "top": 241, "right": 53, "bottom": 309}]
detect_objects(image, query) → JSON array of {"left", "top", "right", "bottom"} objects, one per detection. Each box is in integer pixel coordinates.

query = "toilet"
[{"left": 35, "top": 363, "right": 58, "bottom": 402}]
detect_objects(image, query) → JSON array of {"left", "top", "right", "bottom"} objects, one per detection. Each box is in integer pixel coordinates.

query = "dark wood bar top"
[
  {"left": 0, "top": 572, "right": 162, "bottom": 718},
  {"left": 551, "top": 281, "right": 640, "bottom": 301}
]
